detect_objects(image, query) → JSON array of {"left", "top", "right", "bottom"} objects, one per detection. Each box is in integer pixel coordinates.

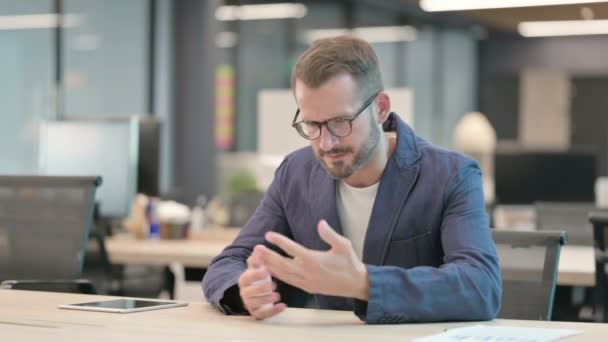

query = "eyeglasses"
[{"left": 291, "top": 91, "right": 380, "bottom": 140}]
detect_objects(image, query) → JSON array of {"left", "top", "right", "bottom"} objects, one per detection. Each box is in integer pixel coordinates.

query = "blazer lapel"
[
  {"left": 308, "top": 162, "right": 343, "bottom": 251},
  {"left": 362, "top": 161, "right": 419, "bottom": 265},
  {"left": 362, "top": 113, "right": 422, "bottom": 265}
]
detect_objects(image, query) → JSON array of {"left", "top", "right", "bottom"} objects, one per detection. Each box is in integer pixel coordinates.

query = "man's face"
[{"left": 294, "top": 73, "right": 381, "bottom": 179}]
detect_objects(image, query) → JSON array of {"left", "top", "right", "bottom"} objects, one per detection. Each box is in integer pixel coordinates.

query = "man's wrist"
[{"left": 353, "top": 262, "right": 370, "bottom": 301}]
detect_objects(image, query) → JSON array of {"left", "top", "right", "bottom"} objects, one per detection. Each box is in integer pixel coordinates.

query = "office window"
[
  {"left": 62, "top": 0, "right": 149, "bottom": 116},
  {"left": 0, "top": 0, "right": 55, "bottom": 174},
  {"left": 219, "top": 0, "right": 347, "bottom": 151}
]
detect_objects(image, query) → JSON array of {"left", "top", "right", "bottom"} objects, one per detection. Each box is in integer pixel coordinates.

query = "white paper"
[{"left": 414, "top": 324, "right": 583, "bottom": 342}]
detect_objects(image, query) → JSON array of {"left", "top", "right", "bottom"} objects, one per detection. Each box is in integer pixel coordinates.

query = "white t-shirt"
[{"left": 336, "top": 180, "right": 379, "bottom": 259}]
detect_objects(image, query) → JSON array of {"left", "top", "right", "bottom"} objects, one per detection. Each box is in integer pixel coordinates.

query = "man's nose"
[{"left": 318, "top": 125, "right": 338, "bottom": 151}]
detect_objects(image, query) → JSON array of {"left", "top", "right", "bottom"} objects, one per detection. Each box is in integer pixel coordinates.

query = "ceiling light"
[
  {"left": 420, "top": 0, "right": 608, "bottom": 12},
  {"left": 215, "top": 3, "right": 307, "bottom": 21},
  {"left": 303, "top": 28, "right": 349, "bottom": 43},
  {"left": 303, "top": 26, "right": 417, "bottom": 44},
  {"left": 519, "top": 19, "right": 608, "bottom": 37},
  {"left": 0, "top": 14, "right": 81, "bottom": 30},
  {"left": 353, "top": 26, "right": 417, "bottom": 43}
]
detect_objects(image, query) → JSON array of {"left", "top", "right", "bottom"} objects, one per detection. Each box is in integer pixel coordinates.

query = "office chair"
[
  {"left": 536, "top": 202, "right": 597, "bottom": 321},
  {"left": 492, "top": 229, "right": 567, "bottom": 320},
  {"left": 77, "top": 202, "right": 172, "bottom": 299},
  {"left": 0, "top": 279, "right": 96, "bottom": 294},
  {"left": 0, "top": 175, "right": 101, "bottom": 294},
  {"left": 589, "top": 211, "right": 608, "bottom": 322},
  {"left": 82, "top": 228, "right": 173, "bottom": 299},
  {"left": 535, "top": 202, "right": 595, "bottom": 246}
]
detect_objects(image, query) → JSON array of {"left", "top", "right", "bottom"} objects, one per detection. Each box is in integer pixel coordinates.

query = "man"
[{"left": 203, "top": 36, "right": 501, "bottom": 324}]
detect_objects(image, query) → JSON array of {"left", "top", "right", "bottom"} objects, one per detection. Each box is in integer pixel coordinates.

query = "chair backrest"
[
  {"left": 0, "top": 176, "right": 101, "bottom": 281},
  {"left": 492, "top": 229, "right": 567, "bottom": 320},
  {"left": 535, "top": 201, "right": 595, "bottom": 245}
]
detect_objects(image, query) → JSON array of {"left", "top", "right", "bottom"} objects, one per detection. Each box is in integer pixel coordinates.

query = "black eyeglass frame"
[{"left": 291, "top": 90, "right": 381, "bottom": 140}]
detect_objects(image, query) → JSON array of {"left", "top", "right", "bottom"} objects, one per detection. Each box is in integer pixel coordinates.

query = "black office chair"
[
  {"left": 492, "top": 229, "right": 567, "bottom": 320},
  {"left": 82, "top": 228, "right": 173, "bottom": 299},
  {"left": 536, "top": 202, "right": 598, "bottom": 321},
  {"left": 0, "top": 175, "right": 101, "bottom": 294},
  {"left": 80, "top": 203, "right": 173, "bottom": 298},
  {"left": 589, "top": 211, "right": 608, "bottom": 322}
]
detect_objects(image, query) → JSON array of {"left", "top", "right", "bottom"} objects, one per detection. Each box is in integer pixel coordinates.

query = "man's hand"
[
  {"left": 237, "top": 250, "right": 286, "bottom": 320},
  {"left": 255, "top": 220, "right": 370, "bottom": 300}
]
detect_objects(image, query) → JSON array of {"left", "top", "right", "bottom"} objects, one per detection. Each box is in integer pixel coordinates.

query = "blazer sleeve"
[
  {"left": 202, "top": 158, "right": 291, "bottom": 314},
  {"left": 354, "top": 161, "right": 502, "bottom": 323}
]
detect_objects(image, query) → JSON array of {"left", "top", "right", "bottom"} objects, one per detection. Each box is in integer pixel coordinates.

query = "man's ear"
[{"left": 375, "top": 91, "right": 391, "bottom": 124}]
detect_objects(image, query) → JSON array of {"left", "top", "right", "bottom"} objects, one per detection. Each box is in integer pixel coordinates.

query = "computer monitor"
[
  {"left": 494, "top": 150, "right": 597, "bottom": 205},
  {"left": 137, "top": 118, "right": 160, "bottom": 197},
  {"left": 38, "top": 118, "right": 139, "bottom": 218}
]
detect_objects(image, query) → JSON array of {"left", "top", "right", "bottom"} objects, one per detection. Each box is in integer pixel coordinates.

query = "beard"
[{"left": 315, "top": 119, "right": 382, "bottom": 179}]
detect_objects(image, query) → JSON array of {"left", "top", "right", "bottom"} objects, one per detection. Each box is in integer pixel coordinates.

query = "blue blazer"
[{"left": 203, "top": 113, "right": 502, "bottom": 324}]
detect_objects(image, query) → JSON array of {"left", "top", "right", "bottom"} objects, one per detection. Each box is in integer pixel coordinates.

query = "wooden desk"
[
  {"left": 557, "top": 245, "right": 595, "bottom": 287},
  {"left": 2, "top": 290, "right": 607, "bottom": 341},
  {"left": 104, "top": 229, "right": 240, "bottom": 268},
  {"left": 105, "top": 230, "right": 597, "bottom": 287}
]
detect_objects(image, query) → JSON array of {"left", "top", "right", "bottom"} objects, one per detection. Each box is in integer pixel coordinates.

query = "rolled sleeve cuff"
[
  {"left": 354, "top": 264, "right": 388, "bottom": 324},
  {"left": 208, "top": 276, "right": 248, "bottom": 315}
]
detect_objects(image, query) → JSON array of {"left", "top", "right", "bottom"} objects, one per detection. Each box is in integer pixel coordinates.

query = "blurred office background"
[
  {"left": 2, "top": 0, "right": 608, "bottom": 319},
  {"left": 3, "top": 0, "right": 607, "bottom": 212}
]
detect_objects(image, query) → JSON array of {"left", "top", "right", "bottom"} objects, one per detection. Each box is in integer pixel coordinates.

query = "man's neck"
[{"left": 344, "top": 133, "right": 396, "bottom": 188}]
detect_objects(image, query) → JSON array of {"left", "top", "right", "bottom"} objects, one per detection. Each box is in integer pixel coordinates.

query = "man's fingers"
[
  {"left": 245, "top": 292, "right": 281, "bottom": 310},
  {"left": 247, "top": 248, "right": 263, "bottom": 268},
  {"left": 251, "top": 302, "right": 287, "bottom": 320},
  {"left": 265, "top": 232, "right": 309, "bottom": 258},
  {"left": 254, "top": 246, "right": 308, "bottom": 290},
  {"left": 239, "top": 280, "right": 276, "bottom": 299},
  {"left": 317, "top": 219, "right": 349, "bottom": 250},
  {"left": 266, "top": 268, "right": 306, "bottom": 292},
  {"left": 255, "top": 245, "right": 302, "bottom": 278},
  {"left": 238, "top": 266, "right": 271, "bottom": 288}
]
